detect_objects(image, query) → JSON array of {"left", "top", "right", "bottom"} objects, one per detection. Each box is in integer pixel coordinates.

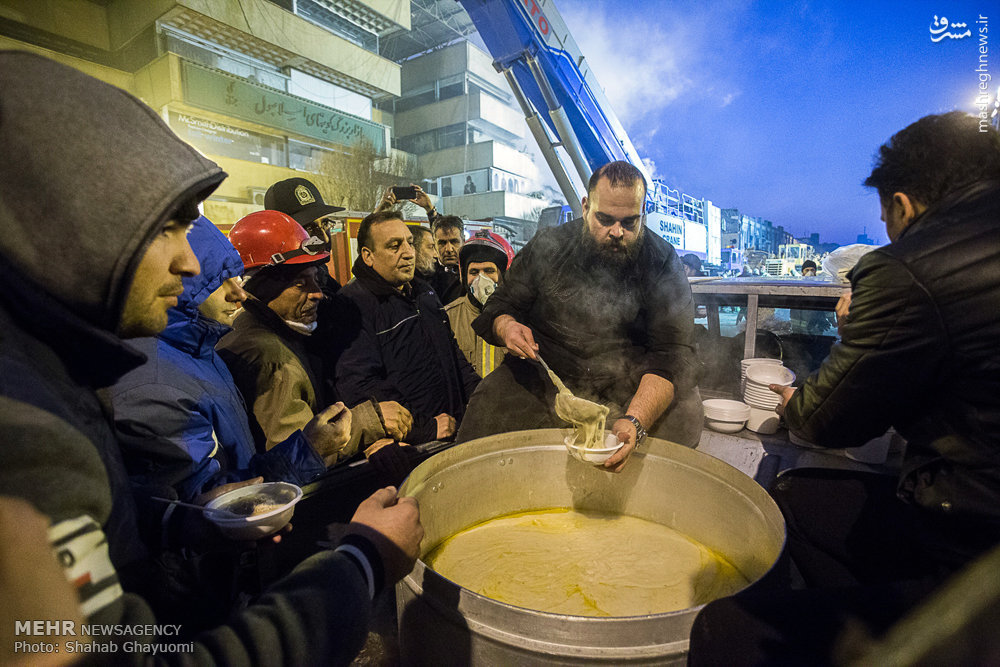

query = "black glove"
[{"left": 367, "top": 442, "right": 416, "bottom": 487}]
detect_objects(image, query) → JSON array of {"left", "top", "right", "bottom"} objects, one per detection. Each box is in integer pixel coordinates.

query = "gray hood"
[{"left": 0, "top": 51, "right": 226, "bottom": 331}]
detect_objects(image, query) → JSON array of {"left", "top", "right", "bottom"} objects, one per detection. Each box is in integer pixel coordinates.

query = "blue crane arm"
[{"left": 458, "top": 0, "right": 651, "bottom": 188}]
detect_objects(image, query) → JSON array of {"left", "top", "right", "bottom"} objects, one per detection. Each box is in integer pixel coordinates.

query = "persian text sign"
[{"left": 182, "top": 61, "right": 387, "bottom": 155}]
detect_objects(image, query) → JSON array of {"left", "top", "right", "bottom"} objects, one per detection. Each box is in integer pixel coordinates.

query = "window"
[
  {"left": 295, "top": 0, "right": 378, "bottom": 53},
  {"left": 438, "top": 125, "right": 466, "bottom": 150},
  {"left": 163, "top": 30, "right": 288, "bottom": 91},
  {"left": 289, "top": 139, "right": 335, "bottom": 172},
  {"left": 691, "top": 281, "right": 844, "bottom": 399},
  {"left": 439, "top": 81, "right": 465, "bottom": 101},
  {"left": 394, "top": 90, "right": 436, "bottom": 112}
]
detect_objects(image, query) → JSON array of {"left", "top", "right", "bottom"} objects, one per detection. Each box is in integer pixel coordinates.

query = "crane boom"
[{"left": 458, "top": 0, "right": 652, "bottom": 213}]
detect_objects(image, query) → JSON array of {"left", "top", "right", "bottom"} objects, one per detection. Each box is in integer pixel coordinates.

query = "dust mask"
[{"left": 470, "top": 273, "right": 497, "bottom": 304}]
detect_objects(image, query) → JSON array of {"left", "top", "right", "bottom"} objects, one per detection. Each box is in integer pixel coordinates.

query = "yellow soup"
[{"left": 426, "top": 508, "right": 749, "bottom": 617}]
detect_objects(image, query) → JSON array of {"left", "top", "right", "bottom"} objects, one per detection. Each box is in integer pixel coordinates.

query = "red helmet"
[
  {"left": 228, "top": 210, "right": 329, "bottom": 270},
  {"left": 461, "top": 230, "right": 514, "bottom": 267}
]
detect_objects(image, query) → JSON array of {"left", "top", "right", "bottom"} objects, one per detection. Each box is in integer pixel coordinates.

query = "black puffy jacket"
[
  {"left": 785, "top": 180, "right": 1000, "bottom": 522},
  {"left": 336, "top": 258, "right": 481, "bottom": 443}
]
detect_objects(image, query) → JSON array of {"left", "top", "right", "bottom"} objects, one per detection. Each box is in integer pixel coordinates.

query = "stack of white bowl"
[
  {"left": 742, "top": 362, "right": 795, "bottom": 434},
  {"left": 740, "top": 358, "right": 783, "bottom": 394},
  {"left": 703, "top": 399, "right": 751, "bottom": 433}
]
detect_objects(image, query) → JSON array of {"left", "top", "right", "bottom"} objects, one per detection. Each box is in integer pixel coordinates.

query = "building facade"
[
  {"left": 377, "top": 40, "right": 546, "bottom": 226},
  {"left": 0, "top": 0, "right": 413, "bottom": 229}
]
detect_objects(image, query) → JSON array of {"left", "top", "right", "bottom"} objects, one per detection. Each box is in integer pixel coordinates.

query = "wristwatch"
[{"left": 623, "top": 415, "right": 647, "bottom": 447}]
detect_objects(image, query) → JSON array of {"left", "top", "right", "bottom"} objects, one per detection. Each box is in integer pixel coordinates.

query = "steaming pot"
[{"left": 396, "top": 428, "right": 785, "bottom": 665}]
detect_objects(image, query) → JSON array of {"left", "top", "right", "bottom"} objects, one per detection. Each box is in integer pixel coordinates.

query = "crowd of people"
[
  {"left": 2, "top": 50, "right": 999, "bottom": 665},
  {"left": 0, "top": 52, "right": 703, "bottom": 664}
]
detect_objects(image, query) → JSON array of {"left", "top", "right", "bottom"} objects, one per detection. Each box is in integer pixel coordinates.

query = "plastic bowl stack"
[
  {"left": 703, "top": 399, "right": 752, "bottom": 433},
  {"left": 740, "top": 358, "right": 783, "bottom": 393},
  {"left": 743, "top": 363, "right": 795, "bottom": 434}
]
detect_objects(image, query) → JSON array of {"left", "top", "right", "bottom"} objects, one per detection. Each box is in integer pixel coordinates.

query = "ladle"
[{"left": 536, "top": 354, "right": 610, "bottom": 450}]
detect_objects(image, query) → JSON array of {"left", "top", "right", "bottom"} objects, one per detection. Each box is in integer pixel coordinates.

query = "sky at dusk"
[{"left": 553, "top": 0, "right": 991, "bottom": 246}]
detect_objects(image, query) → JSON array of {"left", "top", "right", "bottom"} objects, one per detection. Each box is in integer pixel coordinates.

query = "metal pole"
[
  {"left": 503, "top": 69, "right": 583, "bottom": 218},
  {"left": 525, "top": 57, "right": 593, "bottom": 187}
]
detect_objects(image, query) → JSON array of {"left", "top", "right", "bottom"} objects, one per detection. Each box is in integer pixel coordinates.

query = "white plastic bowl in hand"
[
  {"left": 205, "top": 481, "right": 302, "bottom": 540},
  {"left": 564, "top": 432, "right": 623, "bottom": 464}
]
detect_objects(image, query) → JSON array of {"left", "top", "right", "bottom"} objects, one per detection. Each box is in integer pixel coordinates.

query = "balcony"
[{"left": 107, "top": 0, "right": 402, "bottom": 97}]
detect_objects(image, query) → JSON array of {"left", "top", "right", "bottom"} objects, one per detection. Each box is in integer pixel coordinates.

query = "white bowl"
[
  {"left": 745, "top": 400, "right": 780, "bottom": 413},
  {"left": 746, "top": 406, "right": 780, "bottom": 434},
  {"left": 744, "top": 385, "right": 782, "bottom": 400},
  {"left": 745, "top": 398, "right": 780, "bottom": 411},
  {"left": 745, "top": 364, "right": 796, "bottom": 386},
  {"left": 744, "top": 384, "right": 781, "bottom": 397},
  {"left": 205, "top": 481, "right": 302, "bottom": 540},
  {"left": 744, "top": 394, "right": 781, "bottom": 407},
  {"left": 564, "top": 432, "right": 623, "bottom": 464},
  {"left": 703, "top": 399, "right": 752, "bottom": 421},
  {"left": 706, "top": 417, "right": 747, "bottom": 433},
  {"left": 741, "top": 357, "right": 783, "bottom": 370}
]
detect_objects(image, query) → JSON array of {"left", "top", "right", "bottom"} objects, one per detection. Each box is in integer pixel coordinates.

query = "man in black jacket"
[
  {"left": 689, "top": 112, "right": 1000, "bottom": 665},
  {"left": 336, "top": 211, "right": 481, "bottom": 446},
  {"left": 430, "top": 215, "right": 467, "bottom": 304},
  {"left": 456, "top": 161, "right": 702, "bottom": 468}
]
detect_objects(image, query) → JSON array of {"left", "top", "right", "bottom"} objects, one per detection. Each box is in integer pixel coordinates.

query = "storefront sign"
[
  {"left": 182, "top": 61, "right": 387, "bottom": 156},
  {"left": 168, "top": 111, "right": 287, "bottom": 166}
]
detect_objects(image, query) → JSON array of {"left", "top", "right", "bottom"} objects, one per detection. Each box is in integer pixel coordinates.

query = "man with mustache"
[
  {"left": 218, "top": 210, "right": 395, "bottom": 461},
  {"left": 457, "top": 161, "right": 702, "bottom": 469},
  {"left": 430, "top": 215, "right": 467, "bottom": 304},
  {"left": 336, "top": 211, "right": 481, "bottom": 449}
]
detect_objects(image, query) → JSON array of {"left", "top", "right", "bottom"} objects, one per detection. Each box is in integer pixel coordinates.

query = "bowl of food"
[
  {"left": 205, "top": 481, "right": 302, "bottom": 540},
  {"left": 564, "top": 432, "right": 623, "bottom": 464}
]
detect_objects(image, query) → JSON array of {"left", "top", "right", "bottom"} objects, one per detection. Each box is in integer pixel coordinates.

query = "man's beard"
[
  {"left": 580, "top": 225, "right": 643, "bottom": 268},
  {"left": 415, "top": 254, "right": 436, "bottom": 276}
]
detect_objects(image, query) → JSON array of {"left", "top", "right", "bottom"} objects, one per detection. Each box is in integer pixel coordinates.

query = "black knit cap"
[{"left": 264, "top": 178, "right": 344, "bottom": 226}]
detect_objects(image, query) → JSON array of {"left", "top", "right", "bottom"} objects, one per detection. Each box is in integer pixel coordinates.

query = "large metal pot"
[{"left": 397, "top": 428, "right": 785, "bottom": 665}]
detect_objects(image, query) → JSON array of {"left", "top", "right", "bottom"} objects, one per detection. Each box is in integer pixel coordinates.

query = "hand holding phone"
[{"left": 391, "top": 185, "right": 418, "bottom": 200}]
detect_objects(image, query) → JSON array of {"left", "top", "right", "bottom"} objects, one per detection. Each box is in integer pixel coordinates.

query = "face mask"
[
  {"left": 285, "top": 320, "right": 318, "bottom": 335},
  {"left": 470, "top": 273, "right": 497, "bottom": 304}
]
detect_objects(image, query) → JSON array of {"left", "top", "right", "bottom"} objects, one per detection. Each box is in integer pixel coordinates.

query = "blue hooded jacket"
[{"left": 108, "top": 216, "right": 325, "bottom": 501}]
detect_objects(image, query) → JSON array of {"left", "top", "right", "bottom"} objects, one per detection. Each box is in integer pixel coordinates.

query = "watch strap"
[{"left": 624, "top": 415, "right": 647, "bottom": 445}]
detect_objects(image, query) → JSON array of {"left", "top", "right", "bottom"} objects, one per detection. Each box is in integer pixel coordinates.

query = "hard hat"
[
  {"left": 459, "top": 230, "right": 515, "bottom": 279},
  {"left": 228, "top": 210, "right": 329, "bottom": 270}
]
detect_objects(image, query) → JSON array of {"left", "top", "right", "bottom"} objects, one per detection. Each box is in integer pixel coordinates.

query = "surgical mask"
[
  {"left": 470, "top": 273, "right": 497, "bottom": 304},
  {"left": 285, "top": 320, "right": 318, "bottom": 335}
]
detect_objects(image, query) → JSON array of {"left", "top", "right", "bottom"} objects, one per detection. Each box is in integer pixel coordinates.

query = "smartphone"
[{"left": 391, "top": 185, "right": 417, "bottom": 200}]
